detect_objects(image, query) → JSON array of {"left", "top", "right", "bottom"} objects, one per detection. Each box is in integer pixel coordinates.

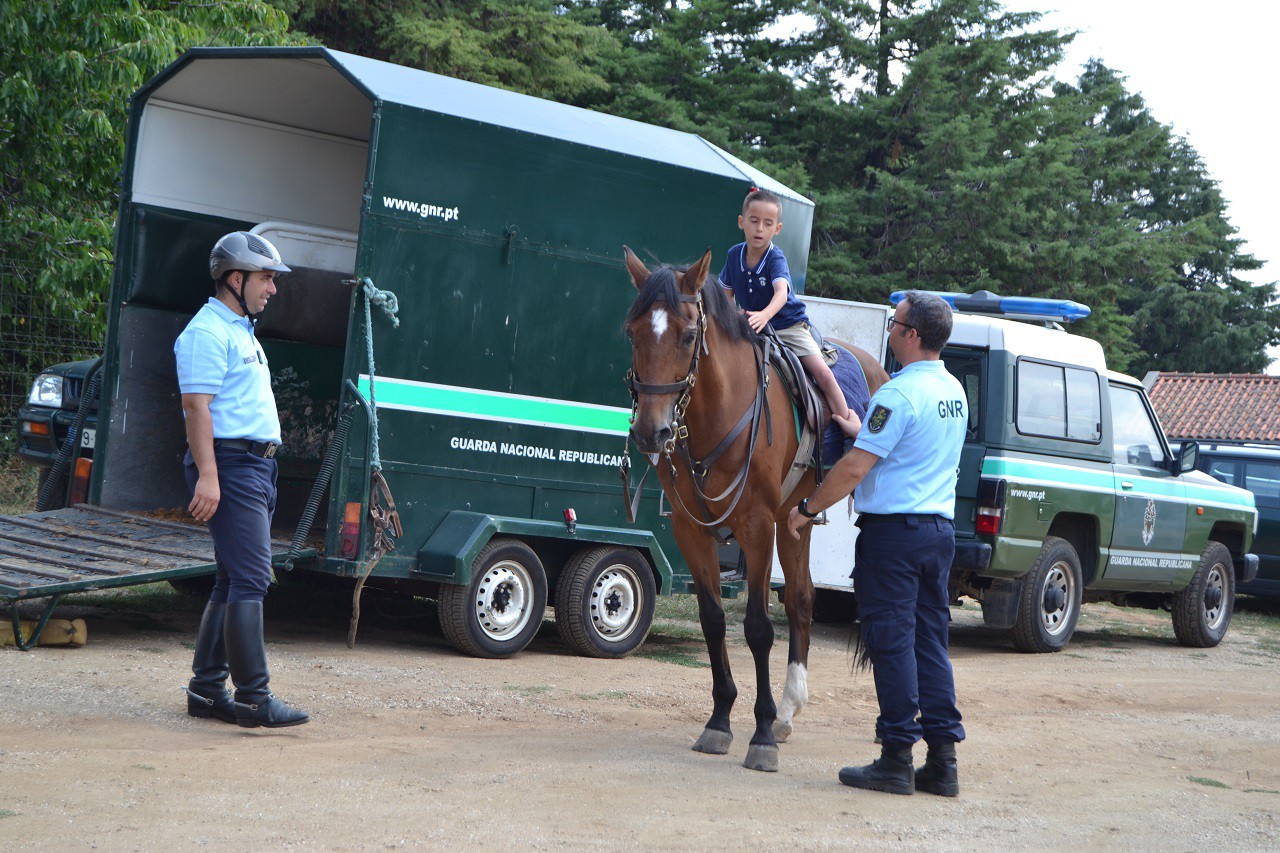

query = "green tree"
[{"left": 0, "top": 0, "right": 298, "bottom": 341}]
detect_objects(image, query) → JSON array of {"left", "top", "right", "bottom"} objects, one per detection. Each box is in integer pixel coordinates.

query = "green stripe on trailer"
[{"left": 358, "top": 375, "right": 632, "bottom": 436}]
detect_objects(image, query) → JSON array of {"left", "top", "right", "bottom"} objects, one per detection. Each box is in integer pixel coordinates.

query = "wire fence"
[{"left": 0, "top": 266, "right": 106, "bottom": 485}]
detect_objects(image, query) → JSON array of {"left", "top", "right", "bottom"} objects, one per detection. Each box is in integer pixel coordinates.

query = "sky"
[{"left": 1000, "top": 0, "right": 1280, "bottom": 369}]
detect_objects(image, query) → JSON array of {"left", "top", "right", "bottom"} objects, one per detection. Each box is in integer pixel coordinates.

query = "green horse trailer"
[{"left": 1, "top": 46, "right": 816, "bottom": 656}]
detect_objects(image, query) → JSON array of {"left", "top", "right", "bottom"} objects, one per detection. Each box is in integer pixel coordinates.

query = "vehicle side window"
[
  {"left": 942, "top": 353, "right": 981, "bottom": 440},
  {"left": 1109, "top": 384, "right": 1166, "bottom": 467},
  {"left": 1015, "top": 360, "right": 1100, "bottom": 442},
  {"left": 1202, "top": 458, "right": 1240, "bottom": 486},
  {"left": 1244, "top": 461, "right": 1280, "bottom": 504}
]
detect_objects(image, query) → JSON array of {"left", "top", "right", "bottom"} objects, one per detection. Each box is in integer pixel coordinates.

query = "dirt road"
[{"left": 3, "top": 586, "right": 1278, "bottom": 850}]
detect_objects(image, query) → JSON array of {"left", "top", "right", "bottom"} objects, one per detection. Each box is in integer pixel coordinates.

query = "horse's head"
[{"left": 622, "top": 246, "right": 713, "bottom": 454}]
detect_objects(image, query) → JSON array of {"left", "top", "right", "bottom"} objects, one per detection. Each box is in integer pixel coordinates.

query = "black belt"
[
  {"left": 856, "top": 512, "right": 950, "bottom": 525},
  {"left": 213, "top": 438, "right": 280, "bottom": 458}
]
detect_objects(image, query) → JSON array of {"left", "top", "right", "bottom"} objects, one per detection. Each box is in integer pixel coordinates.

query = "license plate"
[{"left": 80, "top": 428, "right": 96, "bottom": 450}]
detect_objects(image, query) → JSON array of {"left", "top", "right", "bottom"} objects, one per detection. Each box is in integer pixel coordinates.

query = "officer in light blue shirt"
[
  {"left": 787, "top": 290, "right": 966, "bottom": 797},
  {"left": 175, "top": 231, "right": 308, "bottom": 730}
]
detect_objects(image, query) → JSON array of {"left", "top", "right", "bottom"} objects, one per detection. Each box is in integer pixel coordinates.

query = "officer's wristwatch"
[{"left": 798, "top": 498, "right": 820, "bottom": 519}]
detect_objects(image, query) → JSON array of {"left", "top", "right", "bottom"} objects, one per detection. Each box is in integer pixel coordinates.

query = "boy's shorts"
[{"left": 775, "top": 321, "right": 823, "bottom": 359}]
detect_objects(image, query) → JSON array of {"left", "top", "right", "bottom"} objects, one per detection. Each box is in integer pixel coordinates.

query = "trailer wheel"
[
  {"left": 1012, "top": 536, "right": 1082, "bottom": 653},
  {"left": 554, "top": 546, "right": 655, "bottom": 658},
  {"left": 1171, "top": 541, "right": 1234, "bottom": 648},
  {"left": 438, "top": 537, "right": 547, "bottom": 658}
]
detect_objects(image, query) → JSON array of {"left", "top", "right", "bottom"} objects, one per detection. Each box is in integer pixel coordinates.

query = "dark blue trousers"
[
  {"left": 853, "top": 514, "right": 965, "bottom": 749},
  {"left": 184, "top": 447, "right": 277, "bottom": 604}
]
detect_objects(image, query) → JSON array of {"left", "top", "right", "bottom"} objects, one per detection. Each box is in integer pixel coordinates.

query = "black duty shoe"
[
  {"left": 233, "top": 693, "right": 310, "bottom": 729},
  {"left": 838, "top": 746, "right": 914, "bottom": 795},
  {"left": 915, "top": 742, "right": 959, "bottom": 797},
  {"left": 186, "top": 684, "right": 237, "bottom": 723}
]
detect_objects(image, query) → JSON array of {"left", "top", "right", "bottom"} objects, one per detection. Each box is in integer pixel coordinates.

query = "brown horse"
[{"left": 622, "top": 246, "right": 888, "bottom": 772}]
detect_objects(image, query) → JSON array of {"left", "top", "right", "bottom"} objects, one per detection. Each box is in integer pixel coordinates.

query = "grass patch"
[
  {"left": 504, "top": 684, "right": 553, "bottom": 696},
  {"left": 1188, "top": 776, "right": 1230, "bottom": 789},
  {"left": 0, "top": 809, "right": 17, "bottom": 819},
  {"left": 132, "top": 764, "right": 155, "bottom": 771},
  {"left": 578, "top": 690, "right": 629, "bottom": 701},
  {"left": 0, "top": 456, "right": 39, "bottom": 515},
  {"left": 1243, "top": 788, "right": 1280, "bottom": 795},
  {"left": 635, "top": 648, "right": 710, "bottom": 668},
  {"left": 650, "top": 621, "right": 703, "bottom": 641}
]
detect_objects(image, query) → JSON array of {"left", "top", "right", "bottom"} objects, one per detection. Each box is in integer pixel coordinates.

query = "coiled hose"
[
  {"left": 36, "top": 357, "right": 103, "bottom": 512},
  {"left": 283, "top": 399, "right": 358, "bottom": 569}
]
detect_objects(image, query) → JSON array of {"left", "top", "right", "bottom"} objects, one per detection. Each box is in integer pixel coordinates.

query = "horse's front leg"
[
  {"left": 738, "top": 519, "right": 780, "bottom": 772},
  {"left": 772, "top": 514, "right": 815, "bottom": 743},
  {"left": 676, "top": 521, "right": 737, "bottom": 757}
]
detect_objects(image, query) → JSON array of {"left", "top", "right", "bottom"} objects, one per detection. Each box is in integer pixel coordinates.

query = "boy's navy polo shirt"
[
  {"left": 853, "top": 360, "right": 967, "bottom": 519},
  {"left": 718, "top": 242, "right": 809, "bottom": 330},
  {"left": 174, "top": 297, "right": 282, "bottom": 444}
]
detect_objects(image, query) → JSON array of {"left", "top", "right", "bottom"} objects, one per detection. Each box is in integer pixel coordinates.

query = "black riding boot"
[
  {"left": 838, "top": 745, "right": 914, "bottom": 795},
  {"left": 224, "top": 600, "right": 310, "bottom": 728},
  {"left": 915, "top": 742, "right": 959, "bottom": 797},
  {"left": 185, "top": 601, "right": 236, "bottom": 723}
]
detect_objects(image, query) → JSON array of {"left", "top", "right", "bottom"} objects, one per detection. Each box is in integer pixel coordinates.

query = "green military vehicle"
[
  {"left": 928, "top": 291, "right": 1259, "bottom": 652},
  {"left": 2, "top": 46, "right": 815, "bottom": 655}
]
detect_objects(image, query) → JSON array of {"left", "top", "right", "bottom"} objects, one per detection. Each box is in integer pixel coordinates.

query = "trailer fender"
[{"left": 414, "top": 511, "right": 674, "bottom": 593}]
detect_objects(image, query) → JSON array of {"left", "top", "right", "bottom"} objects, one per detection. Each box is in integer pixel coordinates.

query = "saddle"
[{"left": 759, "top": 328, "right": 872, "bottom": 503}]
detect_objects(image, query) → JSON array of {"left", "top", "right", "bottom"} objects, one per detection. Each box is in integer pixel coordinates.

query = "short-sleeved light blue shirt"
[
  {"left": 174, "top": 298, "right": 281, "bottom": 444},
  {"left": 853, "top": 359, "right": 967, "bottom": 518}
]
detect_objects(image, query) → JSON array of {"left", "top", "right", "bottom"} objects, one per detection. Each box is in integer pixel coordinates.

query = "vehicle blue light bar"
[{"left": 888, "top": 290, "right": 1091, "bottom": 323}]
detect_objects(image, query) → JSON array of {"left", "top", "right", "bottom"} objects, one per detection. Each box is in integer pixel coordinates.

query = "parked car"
[
  {"left": 16, "top": 358, "right": 100, "bottom": 506},
  {"left": 1188, "top": 442, "right": 1280, "bottom": 598}
]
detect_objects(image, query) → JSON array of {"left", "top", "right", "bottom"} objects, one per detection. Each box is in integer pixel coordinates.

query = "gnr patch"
[{"left": 867, "top": 404, "right": 892, "bottom": 433}]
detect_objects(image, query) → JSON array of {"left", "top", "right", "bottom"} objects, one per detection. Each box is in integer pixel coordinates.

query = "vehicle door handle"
[{"left": 1120, "top": 481, "right": 1134, "bottom": 490}]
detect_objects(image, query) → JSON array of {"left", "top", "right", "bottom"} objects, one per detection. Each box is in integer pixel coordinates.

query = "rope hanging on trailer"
[{"left": 347, "top": 278, "right": 404, "bottom": 648}]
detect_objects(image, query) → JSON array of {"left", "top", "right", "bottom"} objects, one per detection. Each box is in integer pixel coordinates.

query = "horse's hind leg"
[
  {"left": 738, "top": 522, "right": 780, "bottom": 772},
  {"left": 772, "top": 518, "right": 815, "bottom": 743},
  {"left": 678, "top": 524, "right": 737, "bottom": 756}
]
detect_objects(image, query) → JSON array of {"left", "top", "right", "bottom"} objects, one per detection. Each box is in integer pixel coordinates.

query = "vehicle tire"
[
  {"left": 438, "top": 537, "right": 547, "bottom": 658},
  {"left": 168, "top": 575, "right": 216, "bottom": 597},
  {"left": 1171, "top": 541, "right": 1235, "bottom": 648},
  {"left": 1012, "top": 536, "right": 1083, "bottom": 653},
  {"left": 554, "top": 546, "right": 656, "bottom": 658},
  {"left": 811, "top": 588, "right": 858, "bottom": 624}
]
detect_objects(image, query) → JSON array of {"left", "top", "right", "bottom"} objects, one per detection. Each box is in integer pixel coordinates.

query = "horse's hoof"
[
  {"left": 692, "top": 728, "right": 733, "bottom": 755},
  {"left": 743, "top": 744, "right": 779, "bottom": 773},
  {"left": 772, "top": 719, "right": 793, "bottom": 743}
]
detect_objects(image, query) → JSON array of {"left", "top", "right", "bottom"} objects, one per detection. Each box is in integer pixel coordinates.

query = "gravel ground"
[{"left": 2, "top": 584, "right": 1279, "bottom": 850}]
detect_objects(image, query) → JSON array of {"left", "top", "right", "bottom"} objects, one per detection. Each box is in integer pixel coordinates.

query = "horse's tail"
[{"left": 847, "top": 620, "right": 873, "bottom": 673}]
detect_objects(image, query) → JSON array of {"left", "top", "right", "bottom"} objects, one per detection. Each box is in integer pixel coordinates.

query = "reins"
[{"left": 620, "top": 290, "right": 773, "bottom": 536}]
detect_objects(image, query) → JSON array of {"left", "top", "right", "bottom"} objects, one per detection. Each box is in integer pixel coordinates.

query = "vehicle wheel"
[
  {"left": 1012, "top": 536, "right": 1083, "bottom": 653},
  {"left": 438, "top": 537, "right": 547, "bottom": 658},
  {"left": 555, "top": 546, "right": 656, "bottom": 658},
  {"left": 1171, "top": 541, "right": 1234, "bottom": 648},
  {"left": 168, "top": 575, "right": 216, "bottom": 597},
  {"left": 811, "top": 588, "right": 858, "bottom": 624}
]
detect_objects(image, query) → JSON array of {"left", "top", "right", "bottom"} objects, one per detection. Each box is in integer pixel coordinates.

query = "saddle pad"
[{"left": 820, "top": 343, "right": 872, "bottom": 467}]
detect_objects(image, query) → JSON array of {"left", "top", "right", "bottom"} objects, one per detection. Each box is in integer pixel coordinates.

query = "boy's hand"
[
  {"left": 745, "top": 310, "right": 771, "bottom": 333},
  {"left": 832, "top": 410, "right": 862, "bottom": 438}
]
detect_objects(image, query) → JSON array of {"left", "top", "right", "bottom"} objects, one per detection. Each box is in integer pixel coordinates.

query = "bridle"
[{"left": 621, "top": 289, "right": 773, "bottom": 533}]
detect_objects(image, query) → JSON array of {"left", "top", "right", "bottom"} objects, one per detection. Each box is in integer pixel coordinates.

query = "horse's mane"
[{"left": 624, "top": 263, "right": 756, "bottom": 344}]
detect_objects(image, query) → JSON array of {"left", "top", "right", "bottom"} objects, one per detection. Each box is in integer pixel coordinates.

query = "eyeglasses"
[{"left": 887, "top": 317, "right": 915, "bottom": 332}]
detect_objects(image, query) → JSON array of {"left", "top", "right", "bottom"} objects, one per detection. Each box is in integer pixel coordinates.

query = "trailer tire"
[
  {"left": 438, "top": 537, "right": 547, "bottom": 658},
  {"left": 554, "top": 546, "right": 656, "bottom": 658},
  {"left": 1171, "top": 541, "right": 1234, "bottom": 648},
  {"left": 1012, "top": 536, "right": 1082, "bottom": 653}
]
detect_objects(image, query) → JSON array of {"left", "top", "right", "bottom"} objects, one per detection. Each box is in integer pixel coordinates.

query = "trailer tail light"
[
  {"left": 21, "top": 420, "right": 50, "bottom": 436},
  {"left": 340, "top": 501, "right": 362, "bottom": 559},
  {"left": 975, "top": 477, "right": 1006, "bottom": 536},
  {"left": 69, "top": 458, "right": 92, "bottom": 505}
]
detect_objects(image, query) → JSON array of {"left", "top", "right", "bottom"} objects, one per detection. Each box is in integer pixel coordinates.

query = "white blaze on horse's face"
[{"left": 650, "top": 307, "right": 669, "bottom": 341}]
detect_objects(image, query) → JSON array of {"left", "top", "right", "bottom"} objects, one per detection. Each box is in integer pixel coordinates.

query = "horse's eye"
[{"left": 682, "top": 330, "right": 697, "bottom": 348}]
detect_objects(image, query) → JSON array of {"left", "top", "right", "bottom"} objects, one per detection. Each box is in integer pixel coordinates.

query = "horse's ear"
[
  {"left": 623, "top": 246, "right": 650, "bottom": 290},
  {"left": 678, "top": 247, "right": 713, "bottom": 295}
]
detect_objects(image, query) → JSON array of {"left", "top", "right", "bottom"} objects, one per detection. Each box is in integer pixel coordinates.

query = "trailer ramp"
[{"left": 0, "top": 505, "right": 306, "bottom": 649}]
